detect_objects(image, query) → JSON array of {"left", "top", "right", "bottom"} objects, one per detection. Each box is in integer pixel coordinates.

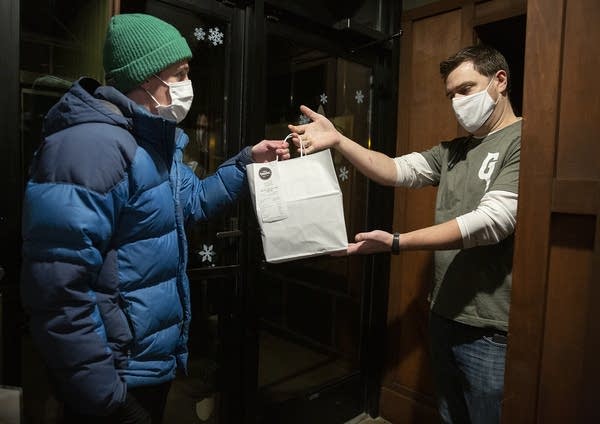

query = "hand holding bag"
[{"left": 246, "top": 136, "right": 348, "bottom": 263}]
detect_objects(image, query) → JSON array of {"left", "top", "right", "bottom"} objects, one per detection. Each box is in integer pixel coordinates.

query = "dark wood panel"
[
  {"left": 379, "top": 386, "right": 438, "bottom": 424},
  {"left": 501, "top": 0, "right": 565, "bottom": 422},
  {"left": 407, "top": 10, "right": 461, "bottom": 146},
  {"left": 568, "top": 9, "right": 600, "bottom": 422},
  {"left": 552, "top": 179, "right": 600, "bottom": 215},
  {"left": 403, "top": 0, "right": 525, "bottom": 27},
  {"left": 556, "top": 0, "right": 600, "bottom": 180},
  {"left": 580, "top": 214, "right": 600, "bottom": 422},
  {"left": 383, "top": 248, "right": 434, "bottom": 393},
  {"left": 402, "top": 0, "right": 463, "bottom": 21},
  {"left": 474, "top": 0, "right": 526, "bottom": 26},
  {"left": 461, "top": 2, "right": 475, "bottom": 49},
  {"left": 384, "top": 6, "right": 464, "bottom": 422},
  {"left": 538, "top": 214, "right": 595, "bottom": 423}
]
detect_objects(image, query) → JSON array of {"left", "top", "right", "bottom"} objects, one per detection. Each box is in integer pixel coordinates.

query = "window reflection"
[
  {"left": 259, "top": 32, "right": 372, "bottom": 417},
  {"left": 184, "top": 112, "right": 210, "bottom": 178}
]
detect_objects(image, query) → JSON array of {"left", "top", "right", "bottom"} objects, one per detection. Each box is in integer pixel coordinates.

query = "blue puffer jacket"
[{"left": 20, "top": 78, "right": 253, "bottom": 414}]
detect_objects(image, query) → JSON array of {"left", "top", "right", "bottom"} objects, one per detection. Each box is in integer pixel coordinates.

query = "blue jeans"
[{"left": 429, "top": 312, "right": 507, "bottom": 424}]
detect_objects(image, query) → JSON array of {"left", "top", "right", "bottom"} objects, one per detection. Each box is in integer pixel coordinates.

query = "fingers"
[
  {"left": 276, "top": 146, "right": 291, "bottom": 160},
  {"left": 262, "top": 139, "right": 290, "bottom": 152},
  {"left": 347, "top": 241, "right": 365, "bottom": 255},
  {"left": 270, "top": 140, "right": 290, "bottom": 160},
  {"left": 285, "top": 132, "right": 314, "bottom": 154},
  {"left": 288, "top": 105, "right": 319, "bottom": 133},
  {"left": 355, "top": 232, "right": 367, "bottom": 242},
  {"left": 258, "top": 139, "right": 288, "bottom": 146},
  {"left": 288, "top": 123, "right": 306, "bottom": 134},
  {"left": 288, "top": 132, "right": 302, "bottom": 145},
  {"left": 352, "top": 231, "right": 395, "bottom": 254},
  {"left": 300, "top": 105, "right": 319, "bottom": 120},
  {"left": 252, "top": 139, "right": 290, "bottom": 162}
]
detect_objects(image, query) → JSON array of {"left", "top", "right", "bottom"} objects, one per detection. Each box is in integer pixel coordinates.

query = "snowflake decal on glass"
[
  {"left": 298, "top": 114, "right": 311, "bottom": 125},
  {"left": 193, "top": 27, "right": 206, "bottom": 41},
  {"left": 338, "top": 166, "right": 350, "bottom": 181},
  {"left": 198, "top": 244, "right": 215, "bottom": 263},
  {"left": 355, "top": 90, "right": 365, "bottom": 104},
  {"left": 320, "top": 93, "right": 328, "bottom": 104},
  {"left": 208, "top": 27, "right": 224, "bottom": 46}
]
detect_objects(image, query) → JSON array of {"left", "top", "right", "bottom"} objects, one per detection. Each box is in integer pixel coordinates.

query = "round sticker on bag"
[{"left": 259, "top": 167, "right": 272, "bottom": 180}]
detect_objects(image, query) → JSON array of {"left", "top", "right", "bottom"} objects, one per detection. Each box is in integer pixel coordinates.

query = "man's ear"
[{"left": 496, "top": 70, "right": 508, "bottom": 94}]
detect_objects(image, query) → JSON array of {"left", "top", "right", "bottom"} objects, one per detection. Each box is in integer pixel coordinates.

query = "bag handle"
[{"left": 283, "top": 133, "right": 305, "bottom": 159}]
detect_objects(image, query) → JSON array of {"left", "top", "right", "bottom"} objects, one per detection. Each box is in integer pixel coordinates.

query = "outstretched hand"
[
  {"left": 288, "top": 105, "right": 341, "bottom": 154},
  {"left": 333, "top": 230, "right": 394, "bottom": 256},
  {"left": 251, "top": 139, "right": 290, "bottom": 162}
]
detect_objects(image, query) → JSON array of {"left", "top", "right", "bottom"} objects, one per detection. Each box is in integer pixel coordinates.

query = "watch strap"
[{"left": 391, "top": 232, "right": 400, "bottom": 255}]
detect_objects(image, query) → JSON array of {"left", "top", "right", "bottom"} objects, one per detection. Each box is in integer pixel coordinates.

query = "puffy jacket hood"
[
  {"left": 43, "top": 78, "right": 132, "bottom": 136},
  {"left": 42, "top": 77, "right": 189, "bottom": 152}
]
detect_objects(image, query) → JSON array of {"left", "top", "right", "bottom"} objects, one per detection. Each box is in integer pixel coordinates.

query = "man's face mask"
[
  {"left": 146, "top": 75, "right": 194, "bottom": 123},
  {"left": 452, "top": 77, "right": 497, "bottom": 133}
]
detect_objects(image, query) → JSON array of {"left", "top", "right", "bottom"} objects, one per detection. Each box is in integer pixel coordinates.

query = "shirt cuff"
[{"left": 237, "top": 146, "right": 254, "bottom": 166}]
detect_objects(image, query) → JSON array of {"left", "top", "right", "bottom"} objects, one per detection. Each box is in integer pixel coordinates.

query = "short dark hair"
[{"left": 439, "top": 44, "right": 510, "bottom": 84}]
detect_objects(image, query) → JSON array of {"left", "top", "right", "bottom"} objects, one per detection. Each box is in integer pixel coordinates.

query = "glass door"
[{"left": 255, "top": 17, "right": 380, "bottom": 424}]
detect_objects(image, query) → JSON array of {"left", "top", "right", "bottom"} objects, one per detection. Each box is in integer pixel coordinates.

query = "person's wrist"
[
  {"left": 336, "top": 133, "right": 349, "bottom": 149},
  {"left": 391, "top": 232, "right": 400, "bottom": 255},
  {"left": 243, "top": 146, "right": 255, "bottom": 164}
]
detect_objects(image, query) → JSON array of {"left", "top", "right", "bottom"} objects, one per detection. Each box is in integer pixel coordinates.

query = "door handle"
[
  {"left": 216, "top": 230, "right": 242, "bottom": 239},
  {"left": 0, "top": 265, "right": 4, "bottom": 281}
]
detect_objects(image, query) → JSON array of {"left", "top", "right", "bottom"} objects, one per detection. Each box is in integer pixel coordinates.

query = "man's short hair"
[{"left": 439, "top": 44, "right": 510, "bottom": 84}]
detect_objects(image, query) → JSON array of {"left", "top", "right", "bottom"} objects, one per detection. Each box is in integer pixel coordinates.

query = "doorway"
[
  {"left": 475, "top": 14, "right": 526, "bottom": 116},
  {"left": 257, "top": 45, "right": 370, "bottom": 423},
  {"left": 253, "top": 4, "right": 398, "bottom": 420}
]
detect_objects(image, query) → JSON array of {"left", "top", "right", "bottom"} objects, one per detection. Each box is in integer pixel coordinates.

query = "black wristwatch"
[{"left": 391, "top": 232, "right": 400, "bottom": 255}]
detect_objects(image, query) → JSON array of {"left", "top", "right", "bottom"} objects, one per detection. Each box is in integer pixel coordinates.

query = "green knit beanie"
[{"left": 103, "top": 13, "right": 192, "bottom": 93}]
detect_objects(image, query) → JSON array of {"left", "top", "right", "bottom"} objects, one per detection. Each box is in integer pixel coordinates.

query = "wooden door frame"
[
  {"left": 501, "top": 1, "right": 563, "bottom": 420},
  {"left": 503, "top": 0, "right": 600, "bottom": 422}
]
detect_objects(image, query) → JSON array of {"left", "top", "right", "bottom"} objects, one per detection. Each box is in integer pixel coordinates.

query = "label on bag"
[{"left": 254, "top": 164, "right": 289, "bottom": 223}]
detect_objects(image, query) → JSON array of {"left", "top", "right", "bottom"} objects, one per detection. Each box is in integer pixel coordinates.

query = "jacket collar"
[{"left": 93, "top": 79, "right": 186, "bottom": 160}]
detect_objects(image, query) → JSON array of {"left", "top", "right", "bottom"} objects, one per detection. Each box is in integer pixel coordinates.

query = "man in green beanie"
[{"left": 21, "top": 13, "right": 289, "bottom": 424}]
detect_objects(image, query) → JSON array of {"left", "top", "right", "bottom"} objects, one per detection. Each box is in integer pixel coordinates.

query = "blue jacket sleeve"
[
  {"left": 21, "top": 163, "right": 128, "bottom": 413},
  {"left": 181, "top": 146, "right": 253, "bottom": 223}
]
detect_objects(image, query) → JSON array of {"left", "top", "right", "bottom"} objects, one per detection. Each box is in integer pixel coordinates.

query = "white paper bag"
[{"left": 246, "top": 148, "right": 348, "bottom": 263}]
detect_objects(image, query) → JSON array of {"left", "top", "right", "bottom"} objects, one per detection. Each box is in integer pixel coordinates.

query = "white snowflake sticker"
[
  {"left": 193, "top": 27, "right": 206, "bottom": 41},
  {"left": 298, "top": 114, "right": 311, "bottom": 125},
  {"left": 198, "top": 244, "right": 215, "bottom": 263},
  {"left": 338, "top": 166, "right": 349, "bottom": 181},
  {"left": 355, "top": 90, "right": 365, "bottom": 104},
  {"left": 208, "top": 27, "right": 224, "bottom": 46},
  {"left": 320, "top": 93, "right": 328, "bottom": 104}
]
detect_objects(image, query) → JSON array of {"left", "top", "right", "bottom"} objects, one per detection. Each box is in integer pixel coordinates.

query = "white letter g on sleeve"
[{"left": 478, "top": 152, "right": 499, "bottom": 192}]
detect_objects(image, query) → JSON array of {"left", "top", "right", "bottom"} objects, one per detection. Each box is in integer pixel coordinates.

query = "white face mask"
[
  {"left": 452, "top": 78, "right": 497, "bottom": 133},
  {"left": 145, "top": 75, "right": 194, "bottom": 123}
]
